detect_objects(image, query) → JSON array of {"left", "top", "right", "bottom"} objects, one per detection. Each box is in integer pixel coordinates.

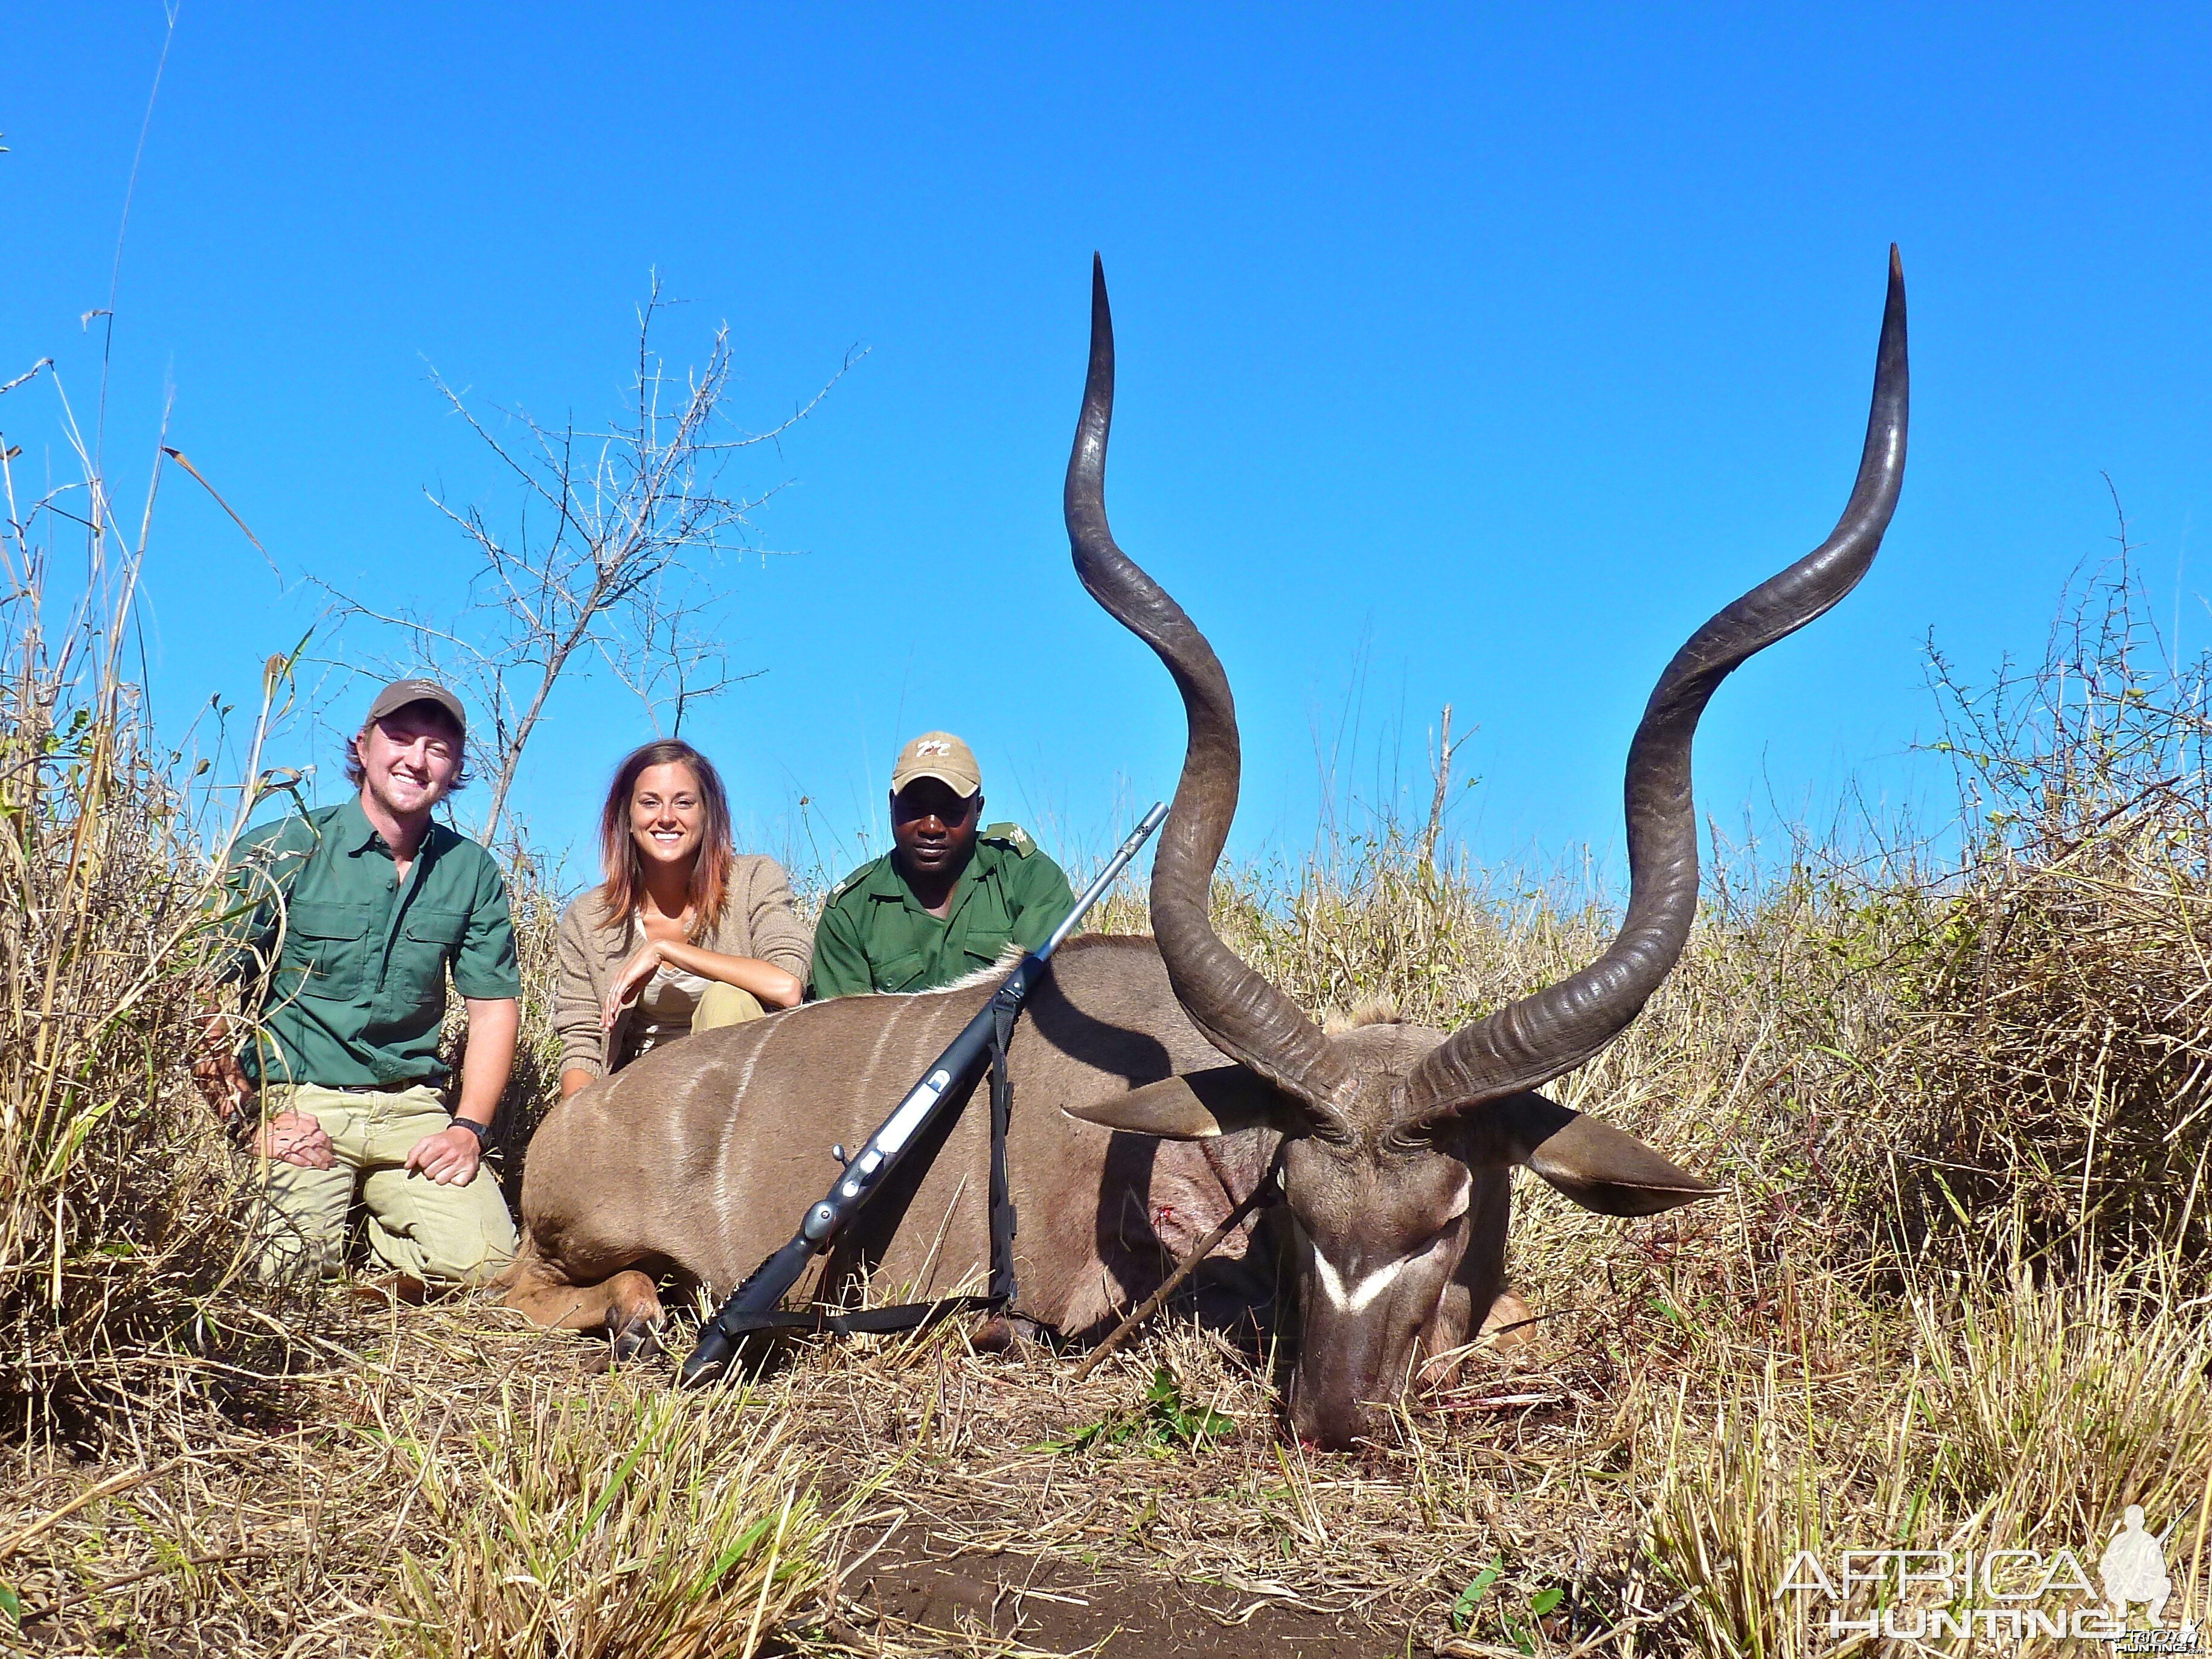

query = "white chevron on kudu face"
[
  {"left": 1311, "top": 1250, "right": 1405, "bottom": 1314},
  {"left": 1309, "top": 1175, "right": 1472, "bottom": 1312}
]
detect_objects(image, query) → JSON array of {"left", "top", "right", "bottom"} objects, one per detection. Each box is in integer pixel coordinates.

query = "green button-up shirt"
[
  {"left": 223, "top": 798, "right": 522, "bottom": 1088},
  {"left": 808, "top": 824, "right": 1076, "bottom": 1000}
]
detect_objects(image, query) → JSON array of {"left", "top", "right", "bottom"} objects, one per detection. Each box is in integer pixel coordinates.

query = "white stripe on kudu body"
[{"left": 1310, "top": 1175, "right": 1473, "bottom": 1313}]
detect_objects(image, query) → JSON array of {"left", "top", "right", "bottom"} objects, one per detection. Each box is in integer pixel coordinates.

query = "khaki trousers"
[
  {"left": 693, "top": 983, "right": 766, "bottom": 1030},
  {"left": 614, "top": 983, "right": 766, "bottom": 1071},
  {"left": 254, "top": 1084, "right": 519, "bottom": 1285}
]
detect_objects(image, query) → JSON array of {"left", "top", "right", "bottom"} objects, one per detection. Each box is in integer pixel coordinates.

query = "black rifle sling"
[
  {"left": 708, "top": 1009, "right": 1021, "bottom": 1344},
  {"left": 986, "top": 993, "right": 1020, "bottom": 1307}
]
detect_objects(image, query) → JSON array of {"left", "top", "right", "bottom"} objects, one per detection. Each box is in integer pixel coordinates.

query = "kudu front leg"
[{"left": 500, "top": 1254, "right": 667, "bottom": 1358}]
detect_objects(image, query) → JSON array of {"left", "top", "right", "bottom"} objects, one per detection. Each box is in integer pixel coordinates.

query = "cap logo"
[{"left": 916, "top": 740, "right": 953, "bottom": 755}]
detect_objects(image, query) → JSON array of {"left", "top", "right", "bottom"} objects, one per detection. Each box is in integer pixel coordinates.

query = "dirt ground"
[{"left": 848, "top": 1538, "right": 1400, "bottom": 1657}]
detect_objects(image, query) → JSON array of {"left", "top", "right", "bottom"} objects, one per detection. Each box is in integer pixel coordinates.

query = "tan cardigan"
[{"left": 554, "top": 853, "right": 812, "bottom": 1079}]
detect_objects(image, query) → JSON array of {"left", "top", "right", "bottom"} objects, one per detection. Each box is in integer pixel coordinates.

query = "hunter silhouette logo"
[{"left": 2101, "top": 1507, "right": 2172, "bottom": 1625}]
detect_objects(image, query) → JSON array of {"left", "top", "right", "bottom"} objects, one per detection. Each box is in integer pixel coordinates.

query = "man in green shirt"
[
  {"left": 809, "top": 731, "right": 1076, "bottom": 1000},
  {"left": 194, "top": 677, "right": 522, "bottom": 1288}
]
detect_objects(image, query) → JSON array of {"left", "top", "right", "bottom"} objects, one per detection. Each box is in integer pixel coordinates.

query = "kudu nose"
[{"left": 1287, "top": 1378, "right": 1370, "bottom": 1454}]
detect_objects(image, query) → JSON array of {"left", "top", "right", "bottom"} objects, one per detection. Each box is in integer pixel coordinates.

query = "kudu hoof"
[
  {"left": 610, "top": 1315, "right": 665, "bottom": 1364},
  {"left": 969, "top": 1313, "right": 1048, "bottom": 1354}
]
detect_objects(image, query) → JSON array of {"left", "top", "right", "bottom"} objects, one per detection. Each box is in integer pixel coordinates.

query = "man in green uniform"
[
  {"left": 193, "top": 677, "right": 522, "bottom": 1288},
  {"left": 809, "top": 731, "right": 1076, "bottom": 1000}
]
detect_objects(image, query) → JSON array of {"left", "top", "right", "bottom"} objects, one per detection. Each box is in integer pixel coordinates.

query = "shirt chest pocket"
[
  {"left": 954, "top": 888, "right": 1017, "bottom": 968},
  {"left": 871, "top": 947, "right": 934, "bottom": 993},
  {"left": 390, "top": 905, "right": 469, "bottom": 1009},
  {"left": 281, "top": 900, "right": 379, "bottom": 1002}
]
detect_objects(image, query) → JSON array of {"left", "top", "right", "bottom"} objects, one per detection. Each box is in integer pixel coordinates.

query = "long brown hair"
[{"left": 596, "top": 740, "right": 734, "bottom": 939}]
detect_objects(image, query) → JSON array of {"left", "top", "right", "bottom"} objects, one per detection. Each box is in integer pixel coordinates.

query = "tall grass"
[
  {"left": 391, "top": 1376, "right": 849, "bottom": 1659},
  {"left": 0, "top": 424, "right": 294, "bottom": 1437}
]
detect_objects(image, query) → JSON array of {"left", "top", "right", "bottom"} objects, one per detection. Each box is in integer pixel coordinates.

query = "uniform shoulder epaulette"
[
  {"left": 827, "top": 852, "right": 889, "bottom": 904},
  {"left": 980, "top": 822, "right": 1036, "bottom": 857}
]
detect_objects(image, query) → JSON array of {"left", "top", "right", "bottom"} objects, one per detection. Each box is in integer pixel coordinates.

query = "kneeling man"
[
  {"left": 195, "top": 677, "right": 521, "bottom": 1287},
  {"left": 809, "top": 731, "right": 1075, "bottom": 1000}
]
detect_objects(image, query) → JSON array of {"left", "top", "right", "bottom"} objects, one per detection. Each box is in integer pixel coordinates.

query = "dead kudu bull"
[{"left": 505, "top": 251, "right": 1908, "bottom": 1448}]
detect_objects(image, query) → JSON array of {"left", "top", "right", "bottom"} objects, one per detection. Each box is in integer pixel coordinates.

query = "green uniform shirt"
[
  {"left": 223, "top": 798, "right": 522, "bottom": 1089},
  {"left": 808, "top": 824, "right": 1076, "bottom": 1000}
]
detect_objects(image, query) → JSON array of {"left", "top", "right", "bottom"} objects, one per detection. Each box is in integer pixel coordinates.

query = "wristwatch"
[{"left": 450, "top": 1117, "right": 492, "bottom": 1146}]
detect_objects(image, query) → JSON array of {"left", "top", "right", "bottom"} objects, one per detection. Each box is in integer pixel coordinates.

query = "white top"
[{"left": 623, "top": 964, "right": 714, "bottom": 1062}]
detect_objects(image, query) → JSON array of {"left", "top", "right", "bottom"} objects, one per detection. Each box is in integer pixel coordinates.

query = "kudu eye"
[{"left": 1409, "top": 1213, "right": 1463, "bottom": 1262}]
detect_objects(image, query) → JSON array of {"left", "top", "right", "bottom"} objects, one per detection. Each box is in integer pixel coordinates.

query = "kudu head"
[{"left": 1062, "top": 253, "right": 1908, "bottom": 1449}]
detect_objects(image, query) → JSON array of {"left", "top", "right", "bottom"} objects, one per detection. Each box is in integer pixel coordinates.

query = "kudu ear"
[
  {"left": 1458, "top": 1090, "right": 1717, "bottom": 1217},
  {"left": 1064, "top": 1064, "right": 1295, "bottom": 1140}
]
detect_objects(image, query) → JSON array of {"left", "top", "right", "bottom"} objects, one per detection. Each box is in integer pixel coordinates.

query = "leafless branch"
[
  {"left": 1420, "top": 704, "right": 1470, "bottom": 868},
  {"left": 0, "top": 358, "right": 54, "bottom": 399},
  {"left": 321, "top": 275, "right": 860, "bottom": 846}
]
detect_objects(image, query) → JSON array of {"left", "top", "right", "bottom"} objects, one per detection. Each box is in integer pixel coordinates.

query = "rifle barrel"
[{"left": 1040, "top": 800, "right": 1170, "bottom": 958}]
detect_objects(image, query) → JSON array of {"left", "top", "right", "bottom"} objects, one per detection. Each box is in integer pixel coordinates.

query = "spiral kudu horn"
[
  {"left": 1398, "top": 248, "right": 1909, "bottom": 1131},
  {"left": 1065, "top": 257, "right": 1354, "bottom": 1131}
]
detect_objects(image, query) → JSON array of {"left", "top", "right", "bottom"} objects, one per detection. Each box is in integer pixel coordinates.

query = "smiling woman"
[{"left": 552, "top": 740, "right": 812, "bottom": 1100}]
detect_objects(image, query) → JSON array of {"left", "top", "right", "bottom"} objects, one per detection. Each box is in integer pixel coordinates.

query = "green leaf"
[
  {"left": 582, "top": 1437, "right": 650, "bottom": 1532},
  {"left": 695, "top": 1514, "right": 776, "bottom": 1594},
  {"left": 1184, "top": 1405, "right": 1235, "bottom": 1443},
  {"left": 1451, "top": 1556, "right": 1503, "bottom": 1630},
  {"left": 1530, "top": 1587, "right": 1563, "bottom": 1616},
  {"left": 0, "top": 1582, "right": 20, "bottom": 1624}
]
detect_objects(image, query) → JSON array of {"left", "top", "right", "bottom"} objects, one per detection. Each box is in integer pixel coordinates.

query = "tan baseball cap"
[
  {"left": 890, "top": 731, "right": 981, "bottom": 797},
  {"left": 364, "top": 676, "right": 466, "bottom": 736}
]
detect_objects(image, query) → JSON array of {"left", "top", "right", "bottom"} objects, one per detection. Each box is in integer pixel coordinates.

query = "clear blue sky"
[{"left": 6, "top": 5, "right": 2208, "bottom": 889}]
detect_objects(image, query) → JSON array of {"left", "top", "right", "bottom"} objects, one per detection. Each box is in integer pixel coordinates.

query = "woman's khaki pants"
[
  {"left": 693, "top": 983, "right": 767, "bottom": 1030},
  {"left": 252, "top": 1084, "right": 518, "bottom": 1285}
]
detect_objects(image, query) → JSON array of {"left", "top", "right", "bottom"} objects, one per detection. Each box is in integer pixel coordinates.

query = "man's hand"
[
  {"left": 193, "top": 1016, "right": 251, "bottom": 1115},
  {"left": 444, "top": 996, "right": 516, "bottom": 1186},
  {"left": 404, "top": 1123, "right": 483, "bottom": 1187},
  {"left": 254, "top": 1109, "right": 335, "bottom": 1169},
  {"left": 603, "top": 942, "right": 664, "bottom": 1031}
]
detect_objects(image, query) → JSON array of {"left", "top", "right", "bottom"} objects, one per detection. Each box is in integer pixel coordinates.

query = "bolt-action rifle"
[{"left": 679, "top": 801, "right": 1170, "bottom": 1387}]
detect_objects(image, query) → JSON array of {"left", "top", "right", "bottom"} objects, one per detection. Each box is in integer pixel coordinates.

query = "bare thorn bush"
[{"left": 320, "top": 276, "right": 862, "bottom": 847}]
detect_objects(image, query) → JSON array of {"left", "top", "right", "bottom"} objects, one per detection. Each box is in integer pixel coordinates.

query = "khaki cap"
[
  {"left": 364, "top": 676, "right": 467, "bottom": 736},
  {"left": 891, "top": 731, "right": 981, "bottom": 797}
]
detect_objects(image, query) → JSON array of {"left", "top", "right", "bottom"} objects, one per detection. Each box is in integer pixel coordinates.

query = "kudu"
[
  {"left": 1057, "top": 249, "right": 1905, "bottom": 1445},
  {"left": 504, "top": 252, "right": 1906, "bottom": 1450}
]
